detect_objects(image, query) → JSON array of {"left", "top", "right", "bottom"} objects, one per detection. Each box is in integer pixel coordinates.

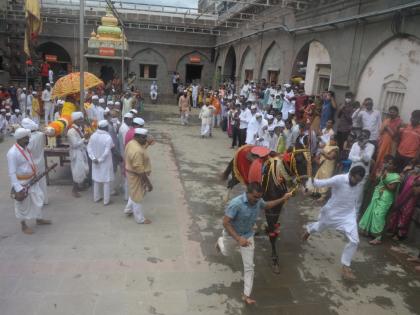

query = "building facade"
[{"left": 0, "top": 0, "right": 419, "bottom": 119}]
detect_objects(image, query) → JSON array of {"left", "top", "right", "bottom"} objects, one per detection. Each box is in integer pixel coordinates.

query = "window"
[
  {"left": 380, "top": 79, "right": 406, "bottom": 115},
  {"left": 244, "top": 69, "right": 253, "bottom": 81},
  {"left": 267, "top": 70, "right": 278, "bottom": 85},
  {"left": 140, "top": 64, "right": 157, "bottom": 79}
]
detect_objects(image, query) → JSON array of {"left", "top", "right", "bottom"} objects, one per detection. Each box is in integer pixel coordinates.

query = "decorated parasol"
[{"left": 52, "top": 72, "right": 103, "bottom": 98}]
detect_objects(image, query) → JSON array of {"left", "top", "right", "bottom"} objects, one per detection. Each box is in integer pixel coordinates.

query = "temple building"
[{"left": 85, "top": 8, "right": 130, "bottom": 86}]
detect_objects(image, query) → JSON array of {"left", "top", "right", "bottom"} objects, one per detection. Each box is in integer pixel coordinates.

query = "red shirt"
[
  {"left": 125, "top": 128, "right": 135, "bottom": 146},
  {"left": 295, "top": 95, "right": 308, "bottom": 121},
  {"left": 40, "top": 63, "right": 49, "bottom": 77},
  {"left": 398, "top": 124, "right": 420, "bottom": 158}
]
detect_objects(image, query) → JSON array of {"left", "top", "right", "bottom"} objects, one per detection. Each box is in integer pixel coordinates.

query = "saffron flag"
[{"left": 24, "top": 0, "right": 42, "bottom": 57}]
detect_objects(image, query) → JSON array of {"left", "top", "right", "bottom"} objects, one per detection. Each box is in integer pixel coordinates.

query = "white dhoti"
[
  {"left": 200, "top": 117, "right": 211, "bottom": 137},
  {"left": 38, "top": 176, "right": 48, "bottom": 205},
  {"left": 150, "top": 92, "right": 157, "bottom": 100},
  {"left": 70, "top": 150, "right": 89, "bottom": 184},
  {"left": 307, "top": 216, "right": 359, "bottom": 267},
  {"left": 14, "top": 182, "right": 44, "bottom": 220},
  {"left": 217, "top": 230, "right": 255, "bottom": 297}
]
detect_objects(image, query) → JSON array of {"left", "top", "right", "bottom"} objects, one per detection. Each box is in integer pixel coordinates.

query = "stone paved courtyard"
[{"left": 0, "top": 104, "right": 419, "bottom": 315}]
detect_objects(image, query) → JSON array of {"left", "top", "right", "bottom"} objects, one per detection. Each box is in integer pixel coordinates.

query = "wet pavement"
[{"left": 0, "top": 104, "right": 419, "bottom": 315}]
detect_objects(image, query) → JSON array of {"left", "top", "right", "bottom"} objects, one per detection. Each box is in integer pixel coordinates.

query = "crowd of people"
[
  {"left": 1, "top": 72, "right": 419, "bottom": 305},
  {"left": 3, "top": 78, "right": 155, "bottom": 235},
  {"left": 174, "top": 78, "right": 420, "bottom": 303}
]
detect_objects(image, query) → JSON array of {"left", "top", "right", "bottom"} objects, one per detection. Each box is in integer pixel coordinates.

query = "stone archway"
[
  {"left": 260, "top": 41, "right": 281, "bottom": 85},
  {"left": 223, "top": 46, "right": 236, "bottom": 82},
  {"left": 356, "top": 36, "right": 420, "bottom": 121},
  {"left": 36, "top": 41, "right": 72, "bottom": 76},
  {"left": 239, "top": 46, "right": 256, "bottom": 84},
  {"left": 296, "top": 40, "right": 331, "bottom": 95},
  {"left": 130, "top": 48, "right": 169, "bottom": 93}
]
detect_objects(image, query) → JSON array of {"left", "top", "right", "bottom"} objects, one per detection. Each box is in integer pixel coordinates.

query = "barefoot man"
[
  {"left": 7, "top": 127, "right": 51, "bottom": 234},
  {"left": 217, "top": 182, "right": 293, "bottom": 304},
  {"left": 302, "top": 165, "right": 366, "bottom": 279}
]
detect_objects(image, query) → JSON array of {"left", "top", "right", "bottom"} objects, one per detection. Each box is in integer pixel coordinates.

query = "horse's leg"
[{"left": 266, "top": 208, "right": 281, "bottom": 274}]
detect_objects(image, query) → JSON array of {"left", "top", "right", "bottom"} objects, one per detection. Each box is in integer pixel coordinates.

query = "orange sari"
[{"left": 373, "top": 117, "right": 402, "bottom": 176}]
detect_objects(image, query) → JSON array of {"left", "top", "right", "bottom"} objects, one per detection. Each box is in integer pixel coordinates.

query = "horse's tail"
[{"left": 221, "top": 159, "right": 233, "bottom": 181}]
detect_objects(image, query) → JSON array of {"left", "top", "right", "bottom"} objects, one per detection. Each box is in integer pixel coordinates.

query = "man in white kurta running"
[
  {"left": 87, "top": 120, "right": 114, "bottom": 205},
  {"left": 7, "top": 128, "right": 50, "bottom": 234},
  {"left": 22, "top": 118, "right": 48, "bottom": 205},
  {"left": 302, "top": 165, "right": 366, "bottom": 280},
  {"left": 67, "top": 112, "right": 89, "bottom": 197}
]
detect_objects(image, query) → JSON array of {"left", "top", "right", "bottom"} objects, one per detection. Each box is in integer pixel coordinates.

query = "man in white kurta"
[
  {"left": 191, "top": 82, "right": 199, "bottom": 108},
  {"left": 67, "top": 112, "right": 89, "bottom": 197},
  {"left": 22, "top": 118, "right": 48, "bottom": 205},
  {"left": 282, "top": 84, "right": 295, "bottom": 121},
  {"left": 87, "top": 120, "right": 114, "bottom": 205},
  {"left": 96, "top": 98, "right": 105, "bottom": 121},
  {"left": 150, "top": 81, "right": 158, "bottom": 102},
  {"left": 348, "top": 129, "right": 375, "bottom": 213},
  {"left": 303, "top": 166, "right": 366, "bottom": 279},
  {"left": 199, "top": 103, "right": 212, "bottom": 137},
  {"left": 42, "top": 83, "right": 54, "bottom": 125},
  {"left": 7, "top": 128, "right": 50, "bottom": 234}
]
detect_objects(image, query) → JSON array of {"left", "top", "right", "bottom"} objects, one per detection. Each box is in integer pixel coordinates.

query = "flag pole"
[{"left": 79, "top": 0, "right": 85, "bottom": 107}]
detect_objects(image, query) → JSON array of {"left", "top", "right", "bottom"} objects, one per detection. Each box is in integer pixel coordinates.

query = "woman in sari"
[
  {"left": 359, "top": 159, "right": 401, "bottom": 245},
  {"left": 372, "top": 106, "right": 402, "bottom": 178},
  {"left": 312, "top": 135, "right": 339, "bottom": 201},
  {"left": 387, "top": 160, "right": 420, "bottom": 240}
]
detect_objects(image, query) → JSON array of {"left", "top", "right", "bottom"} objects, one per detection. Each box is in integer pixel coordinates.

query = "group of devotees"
[{"left": 7, "top": 104, "right": 154, "bottom": 236}]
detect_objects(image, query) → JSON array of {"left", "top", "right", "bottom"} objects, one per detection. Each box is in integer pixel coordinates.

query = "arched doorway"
[
  {"left": 295, "top": 41, "right": 331, "bottom": 95},
  {"left": 130, "top": 48, "right": 169, "bottom": 94},
  {"left": 36, "top": 42, "right": 72, "bottom": 79},
  {"left": 239, "top": 46, "right": 256, "bottom": 84},
  {"left": 223, "top": 46, "right": 236, "bottom": 82},
  {"left": 260, "top": 41, "right": 281, "bottom": 85},
  {"left": 176, "top": 51, "right": 210, "bottom": 85},
  {"left": 356, "top": 36, "right": 420, "bottom": 121}
]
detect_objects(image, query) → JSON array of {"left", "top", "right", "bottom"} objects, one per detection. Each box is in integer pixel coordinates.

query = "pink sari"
[{"left": 387, "top": 173, "right": 420, "bottom": 238}]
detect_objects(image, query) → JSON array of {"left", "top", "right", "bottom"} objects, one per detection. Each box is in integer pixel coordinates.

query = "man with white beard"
[
  {"left": 68, "top": 112, "right": 89, "bottom": 197},
  {"left": 246, "top": 112, "right": 267, "bottom": 145},
  {"left": 7, "top": 128, "right": 50, "bottom": 234},
  {"left": 21, "top": 118, "right": 48, "bottom": 205},
  {"left": 87, "top": 120, "right": 114, "bottom": 205}
]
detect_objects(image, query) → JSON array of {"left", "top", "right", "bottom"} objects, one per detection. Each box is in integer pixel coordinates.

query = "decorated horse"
[{"left": 222, "top": 143, "right": 311, "bottom": 273}]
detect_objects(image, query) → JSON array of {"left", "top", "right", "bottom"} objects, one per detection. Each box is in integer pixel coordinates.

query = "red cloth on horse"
[
  {"left": 234, "top": 145, "right": 269, "bottom": 185},
  {"left": 234, "top": 145, "right": 254, "bottom": 184},
  {"left": 248, "top": 159, "right": 264, "bottom": 184}
]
